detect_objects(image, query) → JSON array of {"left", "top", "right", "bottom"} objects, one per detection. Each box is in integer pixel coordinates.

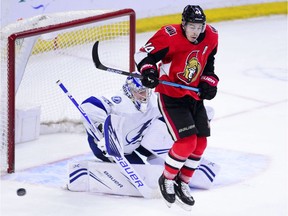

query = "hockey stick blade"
[{"left": 92, "top": 41, "right": 199, "bottom": 93}]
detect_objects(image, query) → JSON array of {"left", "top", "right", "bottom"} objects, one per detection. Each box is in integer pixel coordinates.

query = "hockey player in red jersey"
[{"left": 135, "top": 5, "right": 219, "bottom": 209}]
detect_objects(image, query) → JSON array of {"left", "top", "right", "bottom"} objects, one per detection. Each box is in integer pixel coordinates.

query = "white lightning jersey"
[{"left": 81, "top": 89, "right": 164, "bottom": 154}]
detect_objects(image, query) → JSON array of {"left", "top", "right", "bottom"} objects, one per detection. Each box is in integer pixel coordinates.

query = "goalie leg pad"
[
  {"left": 67, "top": 161, "right": 89, "bottom": 192},
  {"left": 189, "top": 157, "right": 221, "bottom": 189},
  {"left": 66, "top": 160, "right": 163, "bottom": 197}
]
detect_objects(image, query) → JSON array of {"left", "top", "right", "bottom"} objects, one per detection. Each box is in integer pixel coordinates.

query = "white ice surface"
[{"left": 1, "top": 15, "right": 288, "bottom": 216}]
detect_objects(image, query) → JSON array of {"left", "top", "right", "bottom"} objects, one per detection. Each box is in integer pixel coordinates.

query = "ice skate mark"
[
  {"left": 243, "top": 67, "right": 287, "bottom": 81},
  {"left": 213, "top": 99, "right": 287, "bottom": 121}
]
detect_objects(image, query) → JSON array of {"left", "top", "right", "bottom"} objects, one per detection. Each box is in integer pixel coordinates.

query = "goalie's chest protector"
[{"left": 110, "top": 93, "right": 160, "bottom": 153}]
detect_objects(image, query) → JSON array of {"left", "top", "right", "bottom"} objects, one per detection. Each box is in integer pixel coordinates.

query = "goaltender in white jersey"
[{"left": 66, "top": 72, "right": 220, "bottom": 196}]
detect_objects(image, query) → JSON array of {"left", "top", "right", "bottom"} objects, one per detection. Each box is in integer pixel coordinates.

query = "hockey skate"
[
  {"left": 158, "top": 174, "right": 175, "bottom": 207},
  {"left": 174, "top": 178, "right": 195, "bottom": 211}
]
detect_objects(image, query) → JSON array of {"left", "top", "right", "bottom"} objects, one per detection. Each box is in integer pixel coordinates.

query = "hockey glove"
[
  {"left": 198, "top": 74, "right": 219, "bottom": 100},
  {"left": 86, "top": 122, "right": 104, "bottom": 142},
  {"left": 92, "top": 123, "right": 109, "bottom": 156},
  {"left": 140, "top": 64, "right": 159, "bottom": 88}
]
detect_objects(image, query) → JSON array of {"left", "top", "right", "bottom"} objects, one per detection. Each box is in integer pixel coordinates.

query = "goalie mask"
[{"left": 123, "top": 72, "right": 151, "bottom": 112}]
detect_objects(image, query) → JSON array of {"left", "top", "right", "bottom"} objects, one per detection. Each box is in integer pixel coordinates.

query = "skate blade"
[
  {"left": 160, "top": 198, "right": 173, "bottom": 208},
  {"left": 158, "top": 185, "right": 174, "bottom": 208},
  {"left": 164, "top": 200, "right": 173, "bottom": 208},
  {"left": 175, "top": 197, "right": 193, "bottom": 211}
]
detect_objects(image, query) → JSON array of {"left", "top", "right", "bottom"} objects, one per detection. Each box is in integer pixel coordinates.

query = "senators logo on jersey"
[{"left": 177, "top": 51, "right": 201, "bottom": 84}]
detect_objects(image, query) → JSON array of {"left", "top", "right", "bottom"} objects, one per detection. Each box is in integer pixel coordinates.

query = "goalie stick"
[
  {"left": 56, "top": 80, "right": 157, "bottom": 198},
  {"left": 92, "top": 41, "right": 200, "bottom": 93}
]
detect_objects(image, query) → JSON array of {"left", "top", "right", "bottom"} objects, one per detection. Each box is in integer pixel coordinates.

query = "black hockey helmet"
[{"left": 182, "top": 5, "right": 206, "bottom": 24}]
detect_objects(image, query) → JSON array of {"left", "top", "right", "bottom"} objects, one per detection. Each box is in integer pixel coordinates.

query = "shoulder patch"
[
  {"left": 165, "top": 25, "right": 177, "bottom": 36},
  {"left": 111, "top": 96, "right": 122, "bottom": 104}
]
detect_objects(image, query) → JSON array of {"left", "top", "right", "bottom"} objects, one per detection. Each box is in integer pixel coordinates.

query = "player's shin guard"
[
  {"left": 177, "top": 136, "right": 207, "bottom": 183},
  {"left": 178, "top": 155, "right": 201, "bottom": 183},
  {"left": 163, "top": 135, "right": 197, "bottom": 179},
  {"left": 163, "top": 149, "right": 185, "bottom": 179},
  {"left": 194, "top": 136, "right": 207, "bottom": 155}
]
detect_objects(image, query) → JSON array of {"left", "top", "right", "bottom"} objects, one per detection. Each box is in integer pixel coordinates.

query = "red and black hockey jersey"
[{"left": 135, "top": 24, "right": 218, "bottom": 100}]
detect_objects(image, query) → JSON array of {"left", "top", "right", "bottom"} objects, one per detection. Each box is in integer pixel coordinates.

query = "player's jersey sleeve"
[
  {"left": 202, "top": 25, "right": 218, "bottom": 76},
  {"left": 134, "top": 26, "right": 173, "bottom": 70}
]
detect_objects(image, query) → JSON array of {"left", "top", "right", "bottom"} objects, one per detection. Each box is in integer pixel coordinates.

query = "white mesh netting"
[{"left": 0, "top": 9, "right": 135, "bottom": 173}]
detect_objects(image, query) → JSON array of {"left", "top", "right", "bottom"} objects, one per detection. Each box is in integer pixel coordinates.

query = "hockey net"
[{"left": 0, "top": 9, "right": 135, "bottom": 173}]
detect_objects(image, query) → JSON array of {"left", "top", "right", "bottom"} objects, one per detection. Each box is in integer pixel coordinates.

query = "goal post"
[{"left": 0, "top": 9, "right": 136, "bottom": 173}]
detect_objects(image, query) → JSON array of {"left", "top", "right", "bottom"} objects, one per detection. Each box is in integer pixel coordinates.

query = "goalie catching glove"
[
  {"left": 83, "top": 120, "right": 108, "bottom": 154},
  {"left": 140, "top": 64, "right": 159, "bottom": 88},
  {"left": 198, "top": 74, "right": 219, "bottom": 100}
]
